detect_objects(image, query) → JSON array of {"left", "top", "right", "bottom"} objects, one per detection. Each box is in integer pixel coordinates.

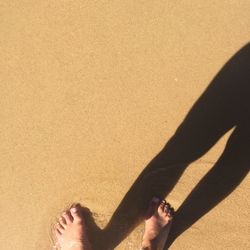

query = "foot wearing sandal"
[
  {"left": 54, "top": 205, "right": 92, "bottom": 250},
  {"left": 141, "top": 197, "right": 174, "bottom": 250}
]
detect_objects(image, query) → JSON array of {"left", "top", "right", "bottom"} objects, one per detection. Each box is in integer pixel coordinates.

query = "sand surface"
[{"left": 0, "top": 1, "right": 249, "bottom": 249}]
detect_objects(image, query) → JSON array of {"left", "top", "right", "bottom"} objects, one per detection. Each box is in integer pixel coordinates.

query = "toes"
[
  {"left": 158, "top": 199, "right": 167, "bottom": 212},
  {"left": 56, "top": 222, "right": 64, "bottom": 233},
  {"left": 59, "top": 216, "right": 67, "bottom": 227},
  {"left": 161, "top": 200, "right": 166, "bottom": 205},
  {"left": 168, "top": 207, "right": 175, "bottom": 218},
  {"left": 158, "top": 200, "right": 174, "bottom": 219},
  {"left": 62, "top": 210, "right": 73, "bottom": 224},
  {"left": 164, "top": 204, "right": 174, "bottom": 219},
  {"left": 54, "top": 226, "right": 62, "bottom": 238},
  {"left": 163, "top": 203, "right": 171, "bottom": 213},
  {"left": 70, "top": 207, "right": 82, "bottom": 223}
]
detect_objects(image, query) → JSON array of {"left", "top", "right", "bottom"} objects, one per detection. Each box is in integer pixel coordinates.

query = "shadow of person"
[
  {"left": 164, "top": 122, "right": 250, "bottom": 249},
  {"left": 89, "top": 43, "right": 250, "bottom": 250},
  {"left": 163, "top": 42, "right": 250, "bottom": 249}
]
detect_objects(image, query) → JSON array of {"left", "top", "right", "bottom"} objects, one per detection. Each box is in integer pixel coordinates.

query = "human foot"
[
  {"left": 141, "top": 198, "right": 174, "bottom": 250},
  {"left": 54, "top": 205, "right": 92, "bottom": 250}
]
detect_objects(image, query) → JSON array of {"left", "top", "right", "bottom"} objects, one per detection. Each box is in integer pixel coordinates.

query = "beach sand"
[{"left": 0, "top": 1, "right": 249, "bottom": 249}]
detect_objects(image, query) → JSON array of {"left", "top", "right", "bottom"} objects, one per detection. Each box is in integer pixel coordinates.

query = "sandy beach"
[{"left": 0, "top": 1, "right": 249, "bottom": 249}]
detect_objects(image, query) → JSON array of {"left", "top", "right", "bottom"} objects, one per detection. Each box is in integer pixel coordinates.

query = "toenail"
[
  {"left": 71, "top": 207, "right": 77, "bottom": 213},
  {"left": 164, "top": 207, "right": 169, "bottom": 213}
]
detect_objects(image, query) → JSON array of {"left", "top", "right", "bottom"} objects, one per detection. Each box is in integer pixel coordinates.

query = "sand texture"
[{"left": 0, "top": 1, "right": 249, "bottom": 249}]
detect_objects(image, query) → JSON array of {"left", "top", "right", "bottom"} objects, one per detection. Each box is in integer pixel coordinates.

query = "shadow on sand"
[{"left": 85, "top": 43, "right": 250, "bottom": 250}]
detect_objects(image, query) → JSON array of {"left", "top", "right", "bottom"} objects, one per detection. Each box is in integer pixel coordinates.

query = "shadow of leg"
[
  {"left": 94, "top": 44, "right": 250, "bottom": 250},
  {"left": 99, "top": 105, "right": 235, "bottom": 249},
  {"left": 165, "top": 124, "right": 250, "bottom": 249}
]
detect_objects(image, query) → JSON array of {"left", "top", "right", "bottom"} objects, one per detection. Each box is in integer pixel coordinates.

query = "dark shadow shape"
[
  {"left": 164, "top": 43, "right": 250, "bottom": 249},
  {"left": 89, "top": 43, "right": 250, "bottom": 250}
]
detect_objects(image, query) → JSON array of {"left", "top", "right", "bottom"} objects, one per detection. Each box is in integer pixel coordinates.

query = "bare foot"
[
  {"left": 141, "top": 198, "right": 174, "bottom": 250},
  {"left": 54, "top": 205, "right": 92, "bottom": 250}
]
